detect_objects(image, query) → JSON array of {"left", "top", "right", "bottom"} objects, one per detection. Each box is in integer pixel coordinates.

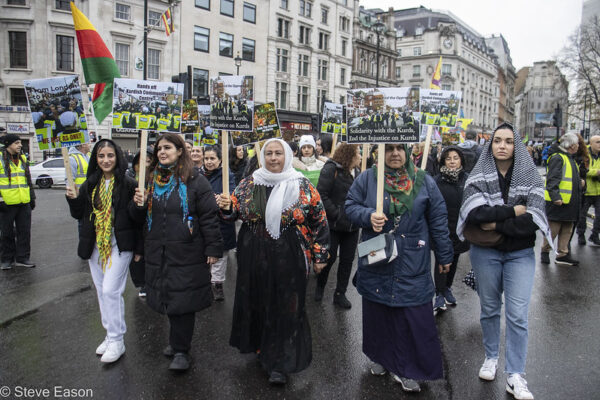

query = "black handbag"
[{"left": 357, "top": 216, "right": 401, "bottom": 268}]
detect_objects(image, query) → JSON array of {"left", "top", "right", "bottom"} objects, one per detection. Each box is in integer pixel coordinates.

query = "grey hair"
[{"left": 558, "top": 133, "right": 578, "bottom": 151}]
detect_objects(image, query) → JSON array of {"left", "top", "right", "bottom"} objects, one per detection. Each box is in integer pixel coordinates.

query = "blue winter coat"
[
  {"left": 345, "top": 168, "right": 454, "bottom": 307},
  {"left": 205, "top": 167, "right": 237, "bottom": 250}
]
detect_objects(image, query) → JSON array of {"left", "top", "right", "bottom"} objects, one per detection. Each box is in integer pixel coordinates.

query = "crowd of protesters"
[{"left": 4, "top": 123, "right": 600, "bottom": 400}]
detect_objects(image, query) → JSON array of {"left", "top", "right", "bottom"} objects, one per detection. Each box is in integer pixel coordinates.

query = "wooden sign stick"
[
  {"left": 61, "top": 147, "right": 75, "bottom": 191},
  {"left": 421, "top": 125, "right": 433, "bottom": 171},
  {"left": 222, "top": 130, "right": 229, "bottom": 194},
  {"left": 361, "top": 143, "right": 368, "bottom": 172},
  {"left": 376, "top": 143, "right": 385, "bottom": 214},
  {"left": 255, "top": 142, "right": 262, "bottom": 167},
  {"left": 330, "top": 133, "right": 338, "bottom": 157},
  {"left": 137, "top": 130, "right": 148, "bottom": 206}
]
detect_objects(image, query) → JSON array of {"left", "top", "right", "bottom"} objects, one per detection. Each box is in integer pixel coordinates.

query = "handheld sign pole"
[
  {"left": 376, "top": 143, "right": 385, "bottom": 214},
  {"left": 421, "top": 125, "right": 433, "bottom": 171},
  {"left": 137, "top": 130, "right": 148, "bottom": 206},
  {"left": 255, "top": 142, "right": 262, "bottom": 167},
  {"left": 330, "top": 133, "right": 338, "bottom": 157},
  {"left": 361, "top": 143, "right": 368, "bottom": 171},
  {"left": 61, "top": 147, "right": 75, "bottom": 191},
  {"left": 222, "top": 130, "right": 229, "bottom": 194}
]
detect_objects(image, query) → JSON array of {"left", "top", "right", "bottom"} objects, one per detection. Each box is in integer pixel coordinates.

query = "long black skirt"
[
  {"left": 230, "top": 223, "right": 312, "bottom": 374},
  {"left": 362, "top": 298, "right": 443, "bottom": 380}
]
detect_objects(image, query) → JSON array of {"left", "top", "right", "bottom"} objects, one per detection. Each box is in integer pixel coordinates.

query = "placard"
[
  {"left": 209, "top": 75, "right": 254, "bottom": 131},
  {"left": 231, "top": 102, "right": 280, "bottom": 146},
  {"left": 419, "top": 89, "right": 461, "bottom": 127},
  {"left": 321, "top": 102, "right": 346, "bottom": 135},
  {"left": 181, "top": 99, "right": 200, "bottom": 134}
]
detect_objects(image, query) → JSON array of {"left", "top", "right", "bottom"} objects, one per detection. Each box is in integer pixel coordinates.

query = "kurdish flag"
[
  {"left": 71, "top": 2, "right": 120, "bottom": 124},
  {"left": 430, "top": 56, "right": 442, "bottom": 90}
]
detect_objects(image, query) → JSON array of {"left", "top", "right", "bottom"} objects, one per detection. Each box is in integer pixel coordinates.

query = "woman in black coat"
[
  {"left": 315, "top": 143, "right": 362, "bottom": 309},
  {"left": 134, "top": 133, "right": 223, "bottom": 371},
  {"left": 66, "top": 139, "right": 140, "bottom": 364},
  {"left": 229, "top": 144, "right": 248, "bottom": 186},
  {"left": 433, "top": 146, "right": 469, "bottom": 314}
]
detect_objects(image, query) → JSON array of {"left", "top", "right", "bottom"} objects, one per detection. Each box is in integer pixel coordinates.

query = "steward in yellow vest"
[{"left": 68, "top": 143, "right": 90, "bottom": 188}]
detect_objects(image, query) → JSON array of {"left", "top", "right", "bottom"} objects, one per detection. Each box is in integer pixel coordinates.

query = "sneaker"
[
  {"left": 555, "top": 254, "right": 579, "bottom": 266},
  {"left": 506, "top": 373, "right": 534, "bottom": 400},
  {"left": 15, "top": 259, "right": 35, "bottom": 268},
  {"left": 478, "top": 357, "right": 498, "bottom": 381},
  {"left": 212, "top": 283, "right": 224, "bottom": 301},
  {"left": 314, "top": 285, "right": 324, "bottom": 302},
  {"left": 169, "top": 352, "right": 190, "bottom": 371},
  {"left": 370, "top": 362, "right": 387, "bottom": 376},
  {"left": 391, "top": 374, "right": 421, "bottom": 392},
  {"left": 100, "top": 340, "right": 125, "bottom": 363},
  {"left": 443, "top": 287, "right": 457, "bottom": 306},
  {"left": 95, "top": 337, "right": 109, "bottom": 355},
  {"left": 268, "top": 371, "right": 287, "bottom": 385},
  {"left": 578, "top": 235, "right": 587, "bottom": 245},
  {"left": 333, "top": 292, "right": 352, "bottom": 309},
  {"left": 0, "top": 261, "right": 13, "bottom": 270},
  {"left": 589, "top": 234, "right": 600, "bottom": 246},
  {"left": 138, "top": 287, "right": 147, "bottom": 298},
  {"left": 433, "top": 294, "right": 447, "bottom": 315},
  {"left": 163, "top": 345, "right": 175, "bottom": 357},
  {"left": 540, "top": 252, "right": 550, "bottom": 264}
]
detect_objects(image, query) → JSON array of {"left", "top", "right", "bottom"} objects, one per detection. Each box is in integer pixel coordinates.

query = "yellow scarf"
[{"left": 91, "top": 177, "right": 114, "bottom": 272}]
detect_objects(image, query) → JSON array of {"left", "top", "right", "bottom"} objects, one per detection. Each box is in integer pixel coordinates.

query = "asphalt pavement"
[{"left": 0, "top": 189, "right": 599, "bottom": 400}]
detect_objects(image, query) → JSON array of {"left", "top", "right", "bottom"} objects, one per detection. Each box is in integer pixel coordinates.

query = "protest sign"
[
  {"left": 181, "top": 99, "right": 200, "bottom": 134},
  {"left": 23, "top": 75, "right": 90, "bottom": 150},
  {"left": 111, "top": 78, "right": 184, "bottom": 134},
  {"left": 419, "top": 89, "right": 461, "bottom": 127},
  {"left": 346, "top": 87, "right": 420, "bottom": 143},
  {"left": 321, "top": 102, "right": 346, "bottom": 135},
  {"left": 209, "top": 75, "right": 254, "bottom": 131},
  {"left": 197, "top": 104, "right": 219, "bottom": 145},
  {"left": 231, "top": 102, "right": 280, "bottom": 146}
]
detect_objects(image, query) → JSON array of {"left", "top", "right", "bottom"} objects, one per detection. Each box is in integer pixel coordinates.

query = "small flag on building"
[
  {"left": 161, "top": 7, "right": 174, "bottom": 36},
  {"left": 430, "top": 56, "right": 442, "bottom": 90}
]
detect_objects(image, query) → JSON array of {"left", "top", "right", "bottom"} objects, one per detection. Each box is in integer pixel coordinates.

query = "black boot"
[
  {"left": 578, "top": 235, "right": 587, "bottom": 245},
  {"left": 589, "top": 233, "right": 600, "bottom": 246},
  {"left": 314, "top": 285, "right": 325, "bottom": 302},
  {"left": 169, "top": 353, "right": 190, "bottom": 371},
  {"left": 333, "top": 291, "right": 352, "bottom": 309},
  {"left": 268, "top": 371, "right": 287, "bottom": 385}
]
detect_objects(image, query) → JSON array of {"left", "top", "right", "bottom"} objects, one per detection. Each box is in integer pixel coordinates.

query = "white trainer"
[
  {"left": 95, "top": 338, "right": 109, "bottom": 355},
  {"left": 478, "top": 357, "right": 498, "bottom": 381},
  {"left": 100, "top": 340, "right": 125, "bottom": 363},
  {"left": 506, "top": 373, "right": 534, "bottom": 400}
]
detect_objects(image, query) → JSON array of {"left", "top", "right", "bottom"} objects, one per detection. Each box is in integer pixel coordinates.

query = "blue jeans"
[{"left": 469, "top": 245, "right": 535, "bottom": 374}]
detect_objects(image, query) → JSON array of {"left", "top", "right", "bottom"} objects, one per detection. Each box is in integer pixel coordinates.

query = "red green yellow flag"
[
  {"left": 161, "top": 7, "right": 174, "bottom": 37},
  {"left": 430, "top": 56, "right": 442, "bottom": 90},
  {"left": 70, "top": 2, "right": 120, "bottom": 124}
]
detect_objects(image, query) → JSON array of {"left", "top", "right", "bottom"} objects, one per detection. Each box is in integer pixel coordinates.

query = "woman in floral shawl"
[{"left": 218, "top": 138, "right": 329, "bottom": 385}]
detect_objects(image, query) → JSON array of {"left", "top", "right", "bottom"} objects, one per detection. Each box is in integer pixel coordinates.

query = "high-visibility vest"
[
  {"left": 121, "top": 111, "right": 131, "bottom": 125},
  {"left": 544, "top": 152, "right": 577, "bottom": 204},
  {"left": 35, "top": 122, "right": 53, "bottom": 150},
  {"left": 157, "top": 117, "right": 170, "bottom": 131},
  {"left": 112, "top": 112, "right": 122, "bottom": 128},
  {"left": 172, "top": 115, "right": 181, "bottom": 130},
  {"left": 0, "top": 154, "right": 31, "bottom": 205},
  {"left": 426, "top": 114, "right": 436, "bottom": 124},
  {"left": 136, "top": 114, "right": 152, "bottom": 129},
  {"left": 70, "top": 153, "right": 88, "bottom": 187},
  {"left": 79, "top": 114, "right": 87, "bottom": 131}
]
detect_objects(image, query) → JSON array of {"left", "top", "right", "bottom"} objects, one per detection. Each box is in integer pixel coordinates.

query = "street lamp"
[
  {"left": 372, "top": 18, "right": 386, "bottom": 87},
  {"left": 234, "top": 52, "right": 242, "bottom": 75}
]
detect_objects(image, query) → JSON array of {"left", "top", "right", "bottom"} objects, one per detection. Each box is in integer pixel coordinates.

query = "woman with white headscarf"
[
  {"left": 457, "top": 122, "right": 552, "bottom": 400},
  {"left": 217, "top": 138, "right": 329, "bottom": 385}
]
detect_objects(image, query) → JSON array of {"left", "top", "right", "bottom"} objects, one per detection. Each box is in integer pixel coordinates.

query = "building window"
[
  {"left": 280, "top": 0, "right": 288, "bottom": 10},
  {"left": 242, "top": 38, "right": 255, "bottom": 61},
  {"left": 243, "top": 2, "right": 256, "bottom": 23},
  {"left": 56, "top": 35, "right": 74, "bottom": 71},
  {"left": 220, "top": 0, "right": 233, "bottom": 17},
  {"left": 193, "top": 68, "right": 209, "bottom": 97},
  {"left": 395, "top": 66, "right": 401, "bottom": 78},
  {"left": 219, "top": 72, "right": 233, "bottom": 76},
  {"left": 194, "top": 26, "right": 210, "bottom": 52},
  {"left": 55, "top": 0, "right": 70, "bottom": 10},
  {"left": 148, "top": 10, "right": 161, "bottom": 27},
  {"left": 340, "top": 16, "right": 350, "bottom": 32},
  {"left": 317, "top": 59, "right": 328, "bottom": 80},
  {"left": 442, "top": 84, "right": 451, "bottom": 91},
  {"left": 297, "top": 86, "right": 309, "bottom": 111},
  {"left": 321, "top": 6, "right": 328, "bottom": 24},
  {"left": 195, "top": 0, "right": 210, "bottom": 10},
  {"left": 318, "top": 32, "right": 329, "bottom": 50},
  {"left": 219, "top": 32, "right": 233, "bottom": 57},
  {"left": 341, "top": 39, "right": 347, "bottom": 56},
  {"left": 413, "top": 47, "right": 421, "bottom": 56},
  {"left": 115, "top": 3, "right": 130, "bottom": 20},
  {"left": 442, "top": 64, "right": 451, "bottom": 75},
  {"left": 412, "top": 65, "right": 420, "bottom": 77},
  {"left": 277, "top": 18, "right": 290, "bottom": 38},
  {"left": 10, "top": 88, "right": 28, "bottom": 106},
  {"left": 397, "top": 48, "right": 402, "bottom": 57},
  {"left": 276, "top": 82, "right": 288, "bottom": 109},
  {"left": 340, "top": 67, "right": 346, "bottom": 85},
  {"left": 7, "top": 0, "right": 26, "bottom": 5},
  {"left": 317, "top": 89, "right": 327, "bottom": 105},
  {"left": 9, "top": 31, "right": 27, "bottom": 68},
  {"left": 339, "top": 95, "right": 345, "bottom": 104},
  {"left": 276, "top": 48, "right": 288, "bottom": 72},
  {"left": 299, "top": 25, "right": 310, "bottom": 45},
  {"left": 115, "top": 43, "right": 129, "bottom": 76},
  {"left": 299, "top": 0, "right": 312, "bottom": 18},
  {"left": 298, "top": 54, "right": 309, "bottom": 77},
  {"left": 148, "top": 48, "right": 160, "bottom": 79}
]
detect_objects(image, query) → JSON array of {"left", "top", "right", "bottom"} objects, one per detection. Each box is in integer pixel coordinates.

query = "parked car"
[{"left": 29, "top": 158, "right": 66, "bottom": 189}]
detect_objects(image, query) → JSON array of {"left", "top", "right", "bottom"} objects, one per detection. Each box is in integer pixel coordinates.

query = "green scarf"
[{"left": 91, "top": 176, "right": 115, "bottom": 272}]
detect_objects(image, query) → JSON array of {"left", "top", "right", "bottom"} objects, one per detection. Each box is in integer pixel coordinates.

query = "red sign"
[{"left": 280, "top": 122, "right": 311, "bottom": 131}]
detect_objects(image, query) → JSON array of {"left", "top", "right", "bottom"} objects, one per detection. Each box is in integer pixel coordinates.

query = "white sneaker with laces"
[
  {"left": 95, "top": 337, "right": 109, "bottom": 355},
  {"left": 506, "top": 373, "right": 534, "bottom": 400},
  {"left": 478, "top": 357, "right": 498, "bottom": 381},
  {"left": 100, "top": 340, "right": 125, "bottom": 363}
]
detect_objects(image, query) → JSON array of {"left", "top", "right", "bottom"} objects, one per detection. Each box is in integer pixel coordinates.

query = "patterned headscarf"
[
  {"left": 91, "top": 177, "right": 114, "bottom": 272},
  {"left": 456, "top": 123, "right": 552, "bottom": 246}
]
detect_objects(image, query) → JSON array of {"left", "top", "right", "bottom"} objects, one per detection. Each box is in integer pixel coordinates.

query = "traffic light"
[
  {"left": 552, "top": 105, "right": 562, "bottom": 127},
  {"left": 311, "top": 114, "right": 320, "bottom": 133}
]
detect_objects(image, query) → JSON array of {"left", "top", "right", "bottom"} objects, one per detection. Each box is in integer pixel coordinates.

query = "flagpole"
[{"left": 143, "top": 0, "right": 148, "bottom": 80}]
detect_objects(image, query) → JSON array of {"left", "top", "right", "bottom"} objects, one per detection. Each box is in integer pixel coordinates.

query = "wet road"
[{"left": 0, "top": 189, "right": 599, "bottom": 399}]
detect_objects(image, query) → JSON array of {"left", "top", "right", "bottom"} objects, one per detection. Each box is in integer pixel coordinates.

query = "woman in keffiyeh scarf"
[
  {"left": 66, "top": 139, "right": 139, "bottom": 364},
  {"left": 345, "top": 143, "right": 454, "bottom": 394},
  {"left": 457, "top": 122, "right": 551, "bottom": 400}
]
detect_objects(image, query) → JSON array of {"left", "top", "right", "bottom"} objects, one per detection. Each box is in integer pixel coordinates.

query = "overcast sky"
[{"left": 360, "top": 0, "right": 584, "bottom": 70}]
